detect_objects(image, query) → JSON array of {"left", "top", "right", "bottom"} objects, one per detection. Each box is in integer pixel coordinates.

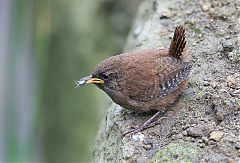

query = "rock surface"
[{"left": 93, "top": 0, "right": 240, "bottom": 162}]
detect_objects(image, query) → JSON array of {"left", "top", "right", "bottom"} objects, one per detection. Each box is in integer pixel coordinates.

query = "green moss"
[
  {"left": 188, "top": 80, "right": 198, "bottom": 88},
  {"left": 196, "top": 88, "right": 208, "bottom": 99},
  {"left": 150, "top": 143, "right": 197, "bottom": 163},
  {"left": 194, "top": 28, "right": 201, "bottom": 34},
  {"left": 235, "top": 53, "right": 240, "bottom": 62},
  {"left": 236, "top": 99, "right": 240, "bottom": 106},
  {"left": 222, "top": 100, "right": 228, "bottom": 106}
]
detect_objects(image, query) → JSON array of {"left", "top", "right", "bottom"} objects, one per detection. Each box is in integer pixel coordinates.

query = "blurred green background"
[{"left": 0, "top": 0, "right": 139, "bottom": 161}]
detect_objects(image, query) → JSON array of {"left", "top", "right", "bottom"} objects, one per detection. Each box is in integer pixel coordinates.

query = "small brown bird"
[{"left": 75, "top": 26, "right": 192, "bottom": 135}]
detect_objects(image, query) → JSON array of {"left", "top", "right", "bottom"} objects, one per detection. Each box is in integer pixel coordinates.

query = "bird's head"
[{"left": 75, "top": 56, "right": 122, "bottom": 93}]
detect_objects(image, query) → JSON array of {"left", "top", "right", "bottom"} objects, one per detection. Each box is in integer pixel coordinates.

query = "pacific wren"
[{"left": 75, "top": 26, "right": 192, "bottom": 135}]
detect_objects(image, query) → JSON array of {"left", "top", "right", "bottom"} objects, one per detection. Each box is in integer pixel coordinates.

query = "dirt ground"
[{"left": 93, "top": 0, "right": 240, "bottom": 162}]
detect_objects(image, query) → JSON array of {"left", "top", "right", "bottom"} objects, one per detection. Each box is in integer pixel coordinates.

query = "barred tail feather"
[{"left": 169, "top": 26, "right": 189, "bottom": 61}]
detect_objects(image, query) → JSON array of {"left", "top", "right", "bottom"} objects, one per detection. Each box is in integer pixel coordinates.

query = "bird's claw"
[{"left": 122, "top": 125, "right": 143, "bottom": 136}]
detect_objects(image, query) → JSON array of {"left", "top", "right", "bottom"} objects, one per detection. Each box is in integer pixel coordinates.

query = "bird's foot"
[{"left": 122, "top": 111, "right": 166, "bottom": 136}]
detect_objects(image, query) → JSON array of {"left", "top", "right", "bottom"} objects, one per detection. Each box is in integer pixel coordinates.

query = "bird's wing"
[{"left": 128, "top": 57, "right": 192, "bottom": 102}]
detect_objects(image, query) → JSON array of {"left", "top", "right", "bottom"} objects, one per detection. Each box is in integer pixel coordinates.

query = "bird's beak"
[{"left": 75, "top": 75, "right": 104, "bottom": 88}]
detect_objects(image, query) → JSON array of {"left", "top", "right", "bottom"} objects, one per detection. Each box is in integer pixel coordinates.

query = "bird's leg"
[{"left": 122, "top": 110, "right": 166, "bottom": 136}]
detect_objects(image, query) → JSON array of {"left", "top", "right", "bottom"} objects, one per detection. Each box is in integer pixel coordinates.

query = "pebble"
[
  {"left": 199, "top": 143, "right": 204, "bottom": 148},
  {"left": 203, "top": 76, "right": 209, "bottom": 81},
  {"left": 143, "top": 143, "right": 152, "bottom": 150},
  {"left": 160, "top": 9, "right": 171, "bottom": 19},
  {"left": 176, "top": 133, "right": 184, "bottom": 139},
  {"left": 226, "top": 75, "right": 237, "bottom": 89},
  {"left": 185, "top": 137, "right": 191, "bottom": 141},
  {"left": 203, "top": 81, "right": 210, "bottom": 86},
  {"left": 185, "top": 9, "right": 193, "bottom": 15},
  {"left": 235, "top": 143, "right": 240, "bottom": 149},
  {"left": 201, "top": 3, "right": 211, "bottom": 12},
  {"left": 191, "top": 123, "right": 197, "bottom": 127},
  {"left": 186, "top": 127, "right": 203, "bottom": 137},
  {"left": 202, "top": 137, "right": 209, "bottom": 145},
  {"left": 210, "top": 131, "right": 224, "bottom": 142},
  {"left": 182, "top": 130, "right": 188, "bottom": 136},
  {"left": 222, "top": 41, "right": 234, "bottom": 52},
  {"left": 211, "top": 82, "right": 217, "bottom": 89}
]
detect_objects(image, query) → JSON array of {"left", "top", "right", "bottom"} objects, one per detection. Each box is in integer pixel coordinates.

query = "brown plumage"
[{"left": 76, "top": 26, "right": 192, "bottom": 135}]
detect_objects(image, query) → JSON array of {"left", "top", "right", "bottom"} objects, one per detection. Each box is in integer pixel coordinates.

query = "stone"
[
  {"left": 202, "top": 137, "right": 209, "bottom": 145},
  {"left": 160, "top": 9, "right": 172, "bottom": 19},
  {"left": 226, "top": 75, "right": 237, "bottom": 89},
  {"left": 202, "top": 3, "right": 211, "bottom": 12},
  {"left": 143, "top": 143, "right": 152, "bottom": 150},
  {"left": 210, "top": 131, "right": 224, "bottom": 142},
  {"left": 175, "top": 133, "right": 184, "bottom": 139},
  {"left": 203, "top": 81, "right": 210, "bottom": 86},
  {"left": 182, "top": 130, "right": 188, "bottom": 136},
  {"left": 235, "top": 143, "right": 240, "bottom": 150},
  {"left": 211, "top": 82, "right": 217, "bottom": 89},
  {"left": 222, "top": 41, "right": 234, "bottom": 53},
  {"left": 186, "top": 126, "right": 204, "bottom": 137}
]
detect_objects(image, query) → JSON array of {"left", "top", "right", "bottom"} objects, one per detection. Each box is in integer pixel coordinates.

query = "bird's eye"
[{"left": 102, "top": 74, "right": 108, "bottom": 80}]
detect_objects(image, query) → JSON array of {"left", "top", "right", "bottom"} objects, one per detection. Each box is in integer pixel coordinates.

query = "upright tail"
[{"left": 169, "top": 26, "right": 189, "bottom": 62}]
